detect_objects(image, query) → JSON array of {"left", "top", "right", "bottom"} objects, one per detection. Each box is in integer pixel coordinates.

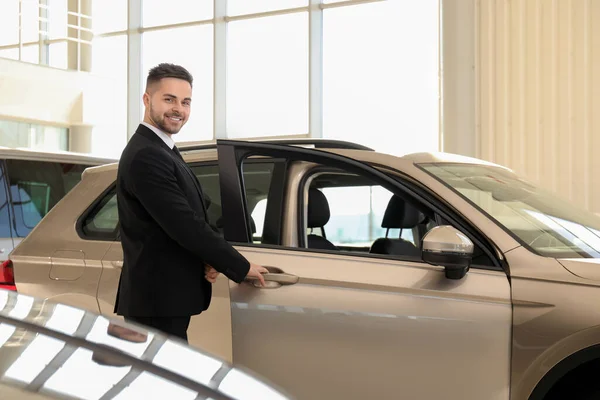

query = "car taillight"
[{"left": 0, "top": 260, "right": 16, "bottom": 291}]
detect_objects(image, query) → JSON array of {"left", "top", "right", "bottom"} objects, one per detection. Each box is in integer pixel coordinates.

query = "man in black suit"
[{"left": 115, "top": 63, "right": 267, "bottom": 342}]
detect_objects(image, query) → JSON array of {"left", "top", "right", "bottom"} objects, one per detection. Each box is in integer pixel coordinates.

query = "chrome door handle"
[
  {"left": 245, "top": 272, "right": 299, "bottom": 288},
  {"left": 111, "top": 260, "right": 123, "bottom": 268},
  {"left": 264, "top": 273, "right": 298, "bottom": 285}
]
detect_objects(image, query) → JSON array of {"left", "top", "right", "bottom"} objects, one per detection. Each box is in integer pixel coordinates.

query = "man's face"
[{"left": 143, "top": 77, "right": 192, "bottom": 135}]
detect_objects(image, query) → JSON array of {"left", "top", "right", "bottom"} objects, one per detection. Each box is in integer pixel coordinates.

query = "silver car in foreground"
[
  {"left": 0, "top": 289, "right": 290, "bottom": 400},
  {"left": 9, "top": 138, "right": 600, "bottom": 399}
]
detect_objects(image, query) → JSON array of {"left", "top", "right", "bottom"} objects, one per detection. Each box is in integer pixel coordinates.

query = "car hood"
[{"left": 557, "top": 258, "right": 600, "bottom": 281}]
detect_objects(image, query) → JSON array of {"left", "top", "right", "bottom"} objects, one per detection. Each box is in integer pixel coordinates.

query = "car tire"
[
  {"left": 576, "top": 387, "right": 600, "bottom": 400},
  {"left": 544, "top": 383, "right": 600, "bottom": 400}
]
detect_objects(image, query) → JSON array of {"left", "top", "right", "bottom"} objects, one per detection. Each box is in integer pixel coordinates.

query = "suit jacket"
[{"left": 114, "top": 124, "right": 250, "bottom": 317}]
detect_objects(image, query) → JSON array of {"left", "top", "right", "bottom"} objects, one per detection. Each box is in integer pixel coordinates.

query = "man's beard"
[{"left": 149, "top": 104, "right": 183, "bottom": 134}]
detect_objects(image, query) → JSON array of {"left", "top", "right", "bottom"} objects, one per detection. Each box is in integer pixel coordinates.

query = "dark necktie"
[
  {"left": 172, "top": 145, "right": 183, "bottom": 160},
  {"left": 171, "top": 145, "right": 208, "bottom": 213},
  {"left": 173, "top": 146, "right": 213, "bottom": 227}
]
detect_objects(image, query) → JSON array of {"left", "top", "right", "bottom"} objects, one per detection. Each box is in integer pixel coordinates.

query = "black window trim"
[
  {"left": 257, "top": 159, "right": 288, "bottom": 246},
  {"left": 76, "top": 184, "right": 118, "bottom": 241},
  {"left": 0, "top": 160, "right": 15, "bottom": 240}
]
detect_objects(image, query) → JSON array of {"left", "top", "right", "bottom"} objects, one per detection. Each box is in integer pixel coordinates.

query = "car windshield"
[{"left": 420, "top": 163, "right": 600, "bottom": 258}]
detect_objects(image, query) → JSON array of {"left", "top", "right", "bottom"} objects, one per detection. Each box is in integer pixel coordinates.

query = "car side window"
[
  {"left": 241, "top": 161, "right": 276, "bottom": 244},
  {"left": 7, "top": 160, "right": 90, "bottom": 237},
  {"left": 304, "top": 172, "right": 435, "bottom": 256},
  {"left": 81, "top": 189, "right": 119, "bottom": 240},
  {"left": 80, "top": 161, "right": 278, "bottom": 242},
  {"left": 192, "top": 161, "right": 277, "bottom": 243},
  {"left": 302, "top": 171, "right": 495, "bottom": 267}
]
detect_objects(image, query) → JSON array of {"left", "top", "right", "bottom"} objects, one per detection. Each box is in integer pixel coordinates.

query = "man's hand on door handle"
[{"left": 246, "top": 263, "right": 268, "bottom": 287}]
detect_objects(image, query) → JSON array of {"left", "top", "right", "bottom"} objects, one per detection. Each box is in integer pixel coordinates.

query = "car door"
[{"left": 217, "top": 140, "right": 513, "bottom": 400}]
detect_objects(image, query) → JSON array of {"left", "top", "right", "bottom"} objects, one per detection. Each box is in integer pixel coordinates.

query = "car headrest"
[
  {"left": 381, "top": 195, "right": 426, "bottom": 229},
  {"left": 308, "top": 188, "right": 330, "bottom": 228}
]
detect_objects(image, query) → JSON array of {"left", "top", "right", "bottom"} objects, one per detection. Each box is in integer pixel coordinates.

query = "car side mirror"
[{"left": 421, "top": 225, "right": 474, "bottom": 280}]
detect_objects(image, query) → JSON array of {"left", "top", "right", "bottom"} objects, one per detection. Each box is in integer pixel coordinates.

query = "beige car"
[
  {"left": 0, "top": 147, "right": 115, "bottom": 262},
  {"left": 7, "top": 138, "right": 600, "bottom": 400}
]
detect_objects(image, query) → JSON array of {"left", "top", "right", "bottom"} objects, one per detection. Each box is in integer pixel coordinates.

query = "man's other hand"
[
  {"left": 205, "top": 265, "right": 220, "bottom": 283},
  {"left": 246, "top": 263, "right": 268, "bottom": 286}
]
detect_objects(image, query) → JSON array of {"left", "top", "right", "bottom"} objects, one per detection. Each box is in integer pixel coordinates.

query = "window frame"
[
  {"left": 189, "top": 158, "right": 287, "bottom": 245},
  {"left": 299, "top": 167, "right": 419, "bottom": 253},
  {"left": 76, "top": 184, "right": 119, "bottom": 242},
  {"left": 216, "top": 139, "right": 504, "bottom": 272},
  {"left": 296, "top": 165, "right": 498, "bottom": 269}
]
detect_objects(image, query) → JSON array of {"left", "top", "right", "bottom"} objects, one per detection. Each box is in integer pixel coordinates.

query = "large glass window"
[
  {"left": 227, "top": 13, "right": 309, "bottom": 138},
  {"left": 48, "top": 0, "right": 68, "bottom": 40},
  {"left": 92, "top": 0, "right": 127, "bottom": 34},
  {"left": 0, "top": 0, "right": 19, "bottom": 48},
  {"left": 227, "top": 0, "right": 307, "bottom": 16},
  {"left": 0, "top": 0, "right": 440, "bottom": 159},
  {"left": 142, "top": 0, "right": 213, "bottom": 28},
  {"left": 142, "top": 25, "right": 214, "bottom": 142},
  {"left": 48, "top": 42, "right": 68, "bottom": 69},
  {"left": 20, "top": 44, "right": 39, "bottom": 64},
  {"left": 0, "top": 120, "right": 69, "bottom": 151},
  {"left": 0, "top": 0, "right": 70, "bottom": 66},
  {"left": 91, "top": 34, "right": 128, "bottom": 156},
  {"left": 323, "top": 0, "right": 439, "bottom": 155},
  {"left": 0, "top": 49, "right": 19, "bottom": 61},
  {"left": 20, "top": 0, "right": 39, "bottom": 43}
]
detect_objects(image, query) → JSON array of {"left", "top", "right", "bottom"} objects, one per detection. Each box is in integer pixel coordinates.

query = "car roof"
[
  {"left": 0, "top": 146, "right": 117, "bottom": 165},
  {"left": 399, "top": 151, "right": 511, "bottom": 169},
  {"left": 81, "top": 139, "right": 504, "bottom": 179},
  {"left": 0, "top": 290, "right": 290, "bottom": 400}
]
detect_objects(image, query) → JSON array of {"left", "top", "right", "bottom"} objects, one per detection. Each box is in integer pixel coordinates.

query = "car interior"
[
  {"left": 304, "top": 172, "right": 436, "bottom": 257},
  {"left": 304, "top": 172, "right": 495, "bottom": 267}
]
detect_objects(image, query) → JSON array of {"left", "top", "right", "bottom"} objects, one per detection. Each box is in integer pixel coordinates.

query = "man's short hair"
[{"left": 146, "top": 63, "right": 193, "bottom": 91}]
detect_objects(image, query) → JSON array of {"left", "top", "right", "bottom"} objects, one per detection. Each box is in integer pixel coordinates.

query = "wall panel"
[{"left": 473, "top": 0, "right": 599, "bottom": 211}]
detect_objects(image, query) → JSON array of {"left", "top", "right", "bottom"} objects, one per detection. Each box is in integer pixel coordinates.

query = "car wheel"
[
  {"left": 576, "top": 387, "right": 600, "bottom": 400},
  {"left": 545, "top": 384, "right": 600, "bottom": 400}
]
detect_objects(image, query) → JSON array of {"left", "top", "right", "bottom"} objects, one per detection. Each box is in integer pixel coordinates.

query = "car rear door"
[{"left": 217, "top": 140, "right": 513, "bottom": 400}]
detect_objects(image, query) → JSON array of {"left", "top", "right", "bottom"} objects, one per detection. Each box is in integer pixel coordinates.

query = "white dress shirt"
[{"left": 141, "top": 121, "right": 175, "bottom": 150}]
